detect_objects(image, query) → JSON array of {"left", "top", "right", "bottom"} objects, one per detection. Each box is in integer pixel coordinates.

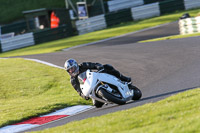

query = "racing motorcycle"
[{"left": 78, "top": 69, "right": 142, "bottom": 108}]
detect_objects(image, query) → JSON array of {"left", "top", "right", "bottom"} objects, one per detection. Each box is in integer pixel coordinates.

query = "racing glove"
[{"left": 96, "top": 63, "right": 104, "bottom": 70}]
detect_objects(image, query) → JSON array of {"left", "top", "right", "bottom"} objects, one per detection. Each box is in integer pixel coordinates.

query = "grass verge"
[
  {"left": 35, "top": 88, "right": 200, "bottom": 133},
  {"left": 0, "top": 8, "right": 200, "bottom": 57},
  {"left": 139, "top": 32, "right": 200, "bottom": 43},
  {"left": 0, "top": 58, "right": 91, "bottom": 128}
]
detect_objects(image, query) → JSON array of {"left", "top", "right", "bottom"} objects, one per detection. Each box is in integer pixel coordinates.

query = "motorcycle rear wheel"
[{"left": 98, "top": 88, "right": 126, "bottom": 105}]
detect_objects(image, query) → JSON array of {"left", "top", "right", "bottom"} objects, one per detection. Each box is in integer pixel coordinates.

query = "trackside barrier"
[
  {"left": 75, "top": 0, "right": 200, "bottom": 35},
  {"left": 131, "top": 2, "right": 160, "bottom": 20},
  {"left": 107, "top": 0, "right": 144, "bottom": 12},
  {"left": 184, "top": 0, "right": 200, "bottom": 10},
  {"left": 33, "top": 25, "right": 73, "bottom": 44},
  {"left": 1, "top": 32, "right": 34, "bottom": 52},
  {"left": 105, "top": 8, "right": 133, "bottom": 27},
  {"left": 1, "top": 19, "right": 34, "bottom": 34},
  {"left": 107, "top": 0, "right": 200, "bottom": 15},
  {"left": 0, "top": 25, "right": 1, "bottom": 52},
  {"left": 0, "top": 41, "right": 2, "bottom": 53},
  {"left": 75, "top": 14, "right": 106, "bottom": 35},
  {"left": 1, "top": 32, "right": 15, "bottom": 39},
  {"left": 143, "top": 0, "right": 163, "bottom": 4},
  {"left": 159, "top": 0, "right": 185, "bottom": 15},
  {"left": 179, "top": 16, "right": 200, "bottom": 35}
]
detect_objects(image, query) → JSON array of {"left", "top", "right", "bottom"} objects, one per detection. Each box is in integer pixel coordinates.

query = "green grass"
[
  {"left": 1, "top": 8, "right": 200, "bottom": 57},
  {"left": 0, "top": 58, "right": 91, "bottom": 128},
  {"left": 139, "top": 32, "right": 200, "bottom": 43},
  {"left": 35, "top": 88, "right": 200, "bottom": 133}
]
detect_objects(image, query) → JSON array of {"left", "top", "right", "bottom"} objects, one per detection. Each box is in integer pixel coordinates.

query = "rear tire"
[
  {"left": 129, "top": 85, "right": 142, "bottom": 100},
  {"left": 98, "top": 88, "right": 126, "bottom": 105}
]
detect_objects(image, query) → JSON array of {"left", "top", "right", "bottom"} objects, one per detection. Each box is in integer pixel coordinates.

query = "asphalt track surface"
[{"left": 20, "top": 21, "right": 200, "bottom": 132}]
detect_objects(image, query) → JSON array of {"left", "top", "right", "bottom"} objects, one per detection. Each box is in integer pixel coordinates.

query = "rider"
[{"left": 64, "top": 58, "right": 131, "bottom": 100}]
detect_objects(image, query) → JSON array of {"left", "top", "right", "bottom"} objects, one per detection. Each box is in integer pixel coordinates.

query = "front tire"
[
  {"left": 129, "top": 85, "right": 142, "bottom": 100},
  {"left": 98, "top": 88, "right": 126, "bottom": 105}
]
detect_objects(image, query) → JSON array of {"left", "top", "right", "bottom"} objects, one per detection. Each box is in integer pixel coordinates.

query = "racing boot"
[
  {"left": 120, "top": 74, "right": 131, "bottom": 82},
  {"left": 92, "top": 99, "right": 104, "bottom": 108}
]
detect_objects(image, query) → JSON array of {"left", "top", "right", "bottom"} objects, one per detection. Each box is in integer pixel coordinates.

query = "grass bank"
[
  {"left": 0, "top": 58, "right": 91, "bottom": 128},
  {"left": 139, "top": 32, "right": 200, "bottom": 43},
  {"left": 0, "top": 8, "right": 200, "bottom": 57},
  {"left": 35, "top": 88, "right": 200, "bottom": 133}
]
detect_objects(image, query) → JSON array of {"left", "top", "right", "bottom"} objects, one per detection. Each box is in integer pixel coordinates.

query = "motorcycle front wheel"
[
  {"left": 129, "top": 85, "right": 142, "bottom": 100},
  {"left": 98, "top": 88, "right": 126, "bottom": 105}
]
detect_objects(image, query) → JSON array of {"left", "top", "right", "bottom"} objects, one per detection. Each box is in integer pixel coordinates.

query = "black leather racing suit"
[{"left": 70, "top": 62, "right": 131, "bottom": 100}]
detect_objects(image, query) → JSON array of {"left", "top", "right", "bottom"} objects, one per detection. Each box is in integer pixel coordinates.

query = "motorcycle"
[{"left": 78, "top": 69, "right": 142, "bottom": 108}]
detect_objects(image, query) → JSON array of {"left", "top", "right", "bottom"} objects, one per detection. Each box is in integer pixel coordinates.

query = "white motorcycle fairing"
[{"left": 78, "top": 69, "right": 134, "bottom": 104}]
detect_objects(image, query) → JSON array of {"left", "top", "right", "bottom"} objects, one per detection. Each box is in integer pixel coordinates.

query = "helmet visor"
[
  {"left": 67, "top": 66, "right": 78, "bottom": 77},
  {"left": 67, "top": 66, "right": 75, "bottom": 73}
]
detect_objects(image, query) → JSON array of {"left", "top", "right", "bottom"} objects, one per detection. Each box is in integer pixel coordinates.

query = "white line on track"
[{"left": 24, "top": 58, "right": 64, "bottom": 69}]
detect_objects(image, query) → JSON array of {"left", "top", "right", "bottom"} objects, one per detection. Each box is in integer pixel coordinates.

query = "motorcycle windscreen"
[{"left": 78, "top": 71, "right": 87, "bottom": 84}]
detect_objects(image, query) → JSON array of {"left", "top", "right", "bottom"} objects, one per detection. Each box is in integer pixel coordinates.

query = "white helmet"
[{"left": 64, "top": 58, "right": 79, "bottom": 77}]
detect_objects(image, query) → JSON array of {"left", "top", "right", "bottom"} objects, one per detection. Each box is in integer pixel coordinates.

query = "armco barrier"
[
  {"left": 184, "top": 0, "right": 200, "bottom": 10},
  {"left": 131, "top": 2, "right": 160, "bottom": 20},
  {"left": 74, "top": 0, "right": 200, "bottom": 35},
  {"left": 107, "top": 0, "right": 144, "bottom": 12},
  {"left": 1, "top": 32, "right": 34, "bottom": 52},
  {"left": 105, "top": 8, "right": 133, "bottom": 27},
  {"left": 75, "top": 14, "right": 106, "bottom": 35},
  {"left": 179, "top": 16, "right": 200, "bottom": 34},
  {"left": 33, "top": 25, "right": 73, "bottom": 44},
  {"left": 159, "top": 0, "right": 185, "bottom": 15}
]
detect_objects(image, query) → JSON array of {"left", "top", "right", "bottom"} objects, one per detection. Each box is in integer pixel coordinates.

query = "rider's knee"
[{"left": 103, "top": 64, "right": 113, "bottom": 70}]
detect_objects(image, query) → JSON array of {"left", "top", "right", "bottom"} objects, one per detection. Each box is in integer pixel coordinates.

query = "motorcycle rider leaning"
[{"left": 64, "top": 58, "right": 131, "bottom": 100}]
